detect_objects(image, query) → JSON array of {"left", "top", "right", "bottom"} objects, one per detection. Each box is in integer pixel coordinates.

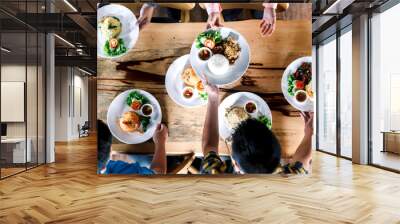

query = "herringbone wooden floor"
[{"left": 1, "top": 135, "right": 400, "bottom": 224}]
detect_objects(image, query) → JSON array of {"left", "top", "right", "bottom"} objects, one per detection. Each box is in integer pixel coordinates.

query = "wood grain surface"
[
  {"left": 98, "top": 20, "right": 312, "bottom": 157},
  {"left": 1, "top": 136, "right": 400, "bottom": 223}
]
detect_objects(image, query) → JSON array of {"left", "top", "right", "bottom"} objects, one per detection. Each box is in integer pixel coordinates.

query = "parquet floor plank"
[{"left": 1, "top": 136, "right": 400, "bottom": 223}]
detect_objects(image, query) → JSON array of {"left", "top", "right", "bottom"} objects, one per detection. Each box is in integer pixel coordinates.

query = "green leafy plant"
[
  {"left": 287, "top": 74, "right": 296, "bottom": 96},
  {"left": 258, "top": 115, "right": 272, "bottom": 130},
  {"left": 104, "top": 38, "right": 127, "bottom": 57},
  {"left": 140, "top": 116, "right": 150, "bottom": 132},
  {"left": 195, "top": 29, "right": 222, "bottom": 49},
  {"left": 126, "top": 91, "right": 149, "bottom": 107},
  {"left": 199, "top": 92, "right": 208, "bottom": 101}
]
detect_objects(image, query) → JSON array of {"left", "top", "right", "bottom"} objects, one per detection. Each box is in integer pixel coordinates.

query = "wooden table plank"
[
  {"left": 98, "top": 20, "right": 311, "bottom": 68},
  {"left": 97, "top": 19, "right": 311, "bottom": 158}
]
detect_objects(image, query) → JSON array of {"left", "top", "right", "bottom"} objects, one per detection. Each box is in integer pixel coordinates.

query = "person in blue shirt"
[{"left": 97, "top": 120, "right": 168, "bottom": 175}]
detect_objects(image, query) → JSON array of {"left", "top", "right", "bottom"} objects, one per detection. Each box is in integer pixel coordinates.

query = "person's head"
[
  {"left": 231, "top": 118, "right": 281, "bottom": 174},
  {"left": 97, "top": 120, "right": 112, "bottom": 172}
]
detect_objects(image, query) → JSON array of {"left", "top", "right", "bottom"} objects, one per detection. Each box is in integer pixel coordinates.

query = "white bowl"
[
  {"left": 243, "top": 100, "right": 258, "bottom": 115},
  {"left": 97, "top": 4, "right": 139, "bottom": 59},
  {"left": 281, "top": 56, "right": 313, "bottom": 112},
  {"left": 190, "top": 27, "right": 250, "bottom": 86},
  {"left": 107, "top": 89, "right": 162, "bottom": 144},
  {"left": 140, "top": 103, "right": 154, "bottom": 117},
  {"left": 207, "top": 54, "right": 229, "bottom": 76},
  {"left": 294, "top": 90, "right": 308, "bottom": 105}
]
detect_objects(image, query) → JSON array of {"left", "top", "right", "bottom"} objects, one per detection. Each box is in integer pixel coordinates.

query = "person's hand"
[
  {"left": 207, "top": 12, "right": 223, "bottom": 29},
  {"left": 204, "top": 81, "right": 219, "bottom": 101},
  {"left": 153, "top": 123, "right": 168, "bottom": 145},
  {"left": 300, "top": 112, "right": 314, "bottom": 136},
  {"left": 137, "top": 4, "right": 155, "bottom": 30},
  {"left": 260, "top": 7, "right": 276, "bottom": 37}
]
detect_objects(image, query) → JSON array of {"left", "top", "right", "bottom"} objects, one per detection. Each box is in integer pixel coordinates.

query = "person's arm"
[
  {"left": 291, "top": 112, "right": 314, "bottom": 171},
  {"left": 151, "top": 123, "right": 168, "bottom": 174},
  {"left": 202, "top": 83, "right": 220, "bottom": 155},
  {"left": 204, "top": 3, "right": 223, "bottom": 29},
  {"left": 137, "top": 3, "right": 156, "bottom": 30},
  {"left": 260, "top": 3, "right": 277, "bottom": 37}
]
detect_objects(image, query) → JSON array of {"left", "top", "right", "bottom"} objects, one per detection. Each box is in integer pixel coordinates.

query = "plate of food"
[
  {"left": 281, "top": 56, "right": 314, "bottom": 112},
  {"left": 165, "top": 55, "right": 208, "bottom": 108},
  {"left": 107, "top": 89, "right": 162, "bottom": 144},
  {"left": 190, "top": 28, "right": 250, "bottom": 86},
  {"left": 97, "top": 4, "right": 139, "bottom": 59},
  {"left": 218, "top": 92, "right": 272, "bottom": 140}
]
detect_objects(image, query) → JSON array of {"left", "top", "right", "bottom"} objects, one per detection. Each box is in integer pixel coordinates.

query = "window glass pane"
[
  {"left": 340, "top": 29, "right": 352, "bottom": 158},
  {"left": 371, "top": 3, "right": 400, "bottom": 171},
  {"left": 1, "top": 31, "right": 27, "bottom": 177},
  {"left": 318, "top": 37, "right": 337, "bottom": 154}
]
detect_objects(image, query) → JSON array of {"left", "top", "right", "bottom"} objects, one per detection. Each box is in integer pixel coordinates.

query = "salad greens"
[
  {"left": 126, "top": 91, "right": 149, "bottom": 107},
  {"left": 126, "top": 91, "right": 151, "bottom": 132},
  {"left": 140, "top": 116, "right": 150, "bottom": 132},
  {"left": 199, "top": 92, "right": 208, "bottom": 101},
  {"left": 195, "top": 29, "right": 222, "bottom": 49},
  {"left": 258, "top": 115, "right": 272, "bottom": 130},
  {"left": 104, "top": 38, "right": 127, "bottom": 57},
  {"left": 287, "top": 74, "right": 296, "bottom": 96}
]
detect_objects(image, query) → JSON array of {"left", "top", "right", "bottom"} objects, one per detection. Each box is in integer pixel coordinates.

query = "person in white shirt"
[{"left": 205, "top": 3, "right": 278, "bottom": 37}]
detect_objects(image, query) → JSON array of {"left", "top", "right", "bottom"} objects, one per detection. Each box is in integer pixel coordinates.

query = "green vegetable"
[
  {"left": 287, "top": 74, "right": 296, "bottom": 96},
  {"left": 126, "top": 91, "right": 149, "bottom": 107},
  {"left": 104, "top": 38, "right": 127, "bottom": 56},
  {"left": 199, "top": 92, "right": 208, "bottom": 101},
  {"left": 258, "top": 115, "right": 272, "bottom": 130},
  {"left": 195, "top": 29, "right": 222, "bottom": 49},
  {"left": 140, "top": 116, "right": 150, "bottom": 132}
]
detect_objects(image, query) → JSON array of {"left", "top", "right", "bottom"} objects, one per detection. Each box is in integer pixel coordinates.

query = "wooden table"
[{"left": 98, "top": 20, "right": 312, "bottom": 157}]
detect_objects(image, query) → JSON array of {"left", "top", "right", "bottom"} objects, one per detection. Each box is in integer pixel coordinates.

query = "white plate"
[
  {"left": 107, "top": 89, "right": 162, "bottom": 144},
  {"left": 281, "top": 56, "right": 313, "bottom": 112},
  {"left": 165, "top": 55, "right": 208, "bottom": 108},
  {"left": 190, "top": 27, "right": 250, "bottom": 86},
  {"left": 97, "top": 4, "right": 139, "bottom": 59},
  {"left": 218, "top": 92, "right": 272, "bottom": 140}
]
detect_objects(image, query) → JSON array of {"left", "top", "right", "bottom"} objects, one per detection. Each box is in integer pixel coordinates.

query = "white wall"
[
  {"left": 1, "top": 63, "right": 46, "bottom": 164},
  {"left": 54, "top": 67, "right": 89, "bottom": 141}
]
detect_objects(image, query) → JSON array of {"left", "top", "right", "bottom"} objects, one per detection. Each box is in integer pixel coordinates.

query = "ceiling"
[
  {"left": 0, "top": 0, "right": 97, "bottom": 74},
  {"left": 312, "top": 0, "right": 392, "bottom": 44}
]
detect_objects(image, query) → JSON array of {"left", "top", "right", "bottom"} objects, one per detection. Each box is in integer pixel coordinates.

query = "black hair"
[
  {"left": 231, "top": 118, "right": 281, "bottom": 174},
  {"left": 97, "top": 120, "right": 112, "bottom": 171}
]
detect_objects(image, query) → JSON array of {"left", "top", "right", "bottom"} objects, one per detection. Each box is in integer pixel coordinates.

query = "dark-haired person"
[
  {"left": 200, "top": 83, "right": 313, "bottom": 174},
  {"left": 231, "top": 111, "right": 313, "bottom": 174},
  {"left": 97, "top": 120, "right": 168, "bottom": 174}
]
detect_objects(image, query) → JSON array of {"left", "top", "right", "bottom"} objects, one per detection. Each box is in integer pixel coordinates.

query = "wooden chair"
[
  {"left": 167, "top": 152, "right": 196, "bottom": 174},
  {"left": 119, "top": 3, "right": 195, "bottom": 23}
]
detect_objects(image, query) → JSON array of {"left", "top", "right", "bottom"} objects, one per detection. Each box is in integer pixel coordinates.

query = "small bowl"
[
  {"left": 140, "top": 103, "right": 153, "bottom": 117},
  {"left": 244, "top": 100, "right": 258, "bottom": 115},
  {"left": 198, "top": 47, "right": 213, "bottom": 61},
  {"left": 207, "top": 54, "right": 229, "bottom": 76},
  {"left": 294, "top": 90, "right": 308, "bottom": 104},
  {"left": 182, "top": 86, "right": 195, "bottom": 100}
]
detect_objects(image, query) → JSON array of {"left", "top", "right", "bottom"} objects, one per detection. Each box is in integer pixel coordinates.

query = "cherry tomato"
[
  {"left": 109, "top": 38, "right": 118, "bottom": 49},
  {"left": 131, "top": 100, "right": 141, "bottom": 110},
  {"left": 295, "top": 80, "right": 305, "bottom": 89},
  {"left": 204, "top": 39, "right": 215, "bottom": 49}
]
